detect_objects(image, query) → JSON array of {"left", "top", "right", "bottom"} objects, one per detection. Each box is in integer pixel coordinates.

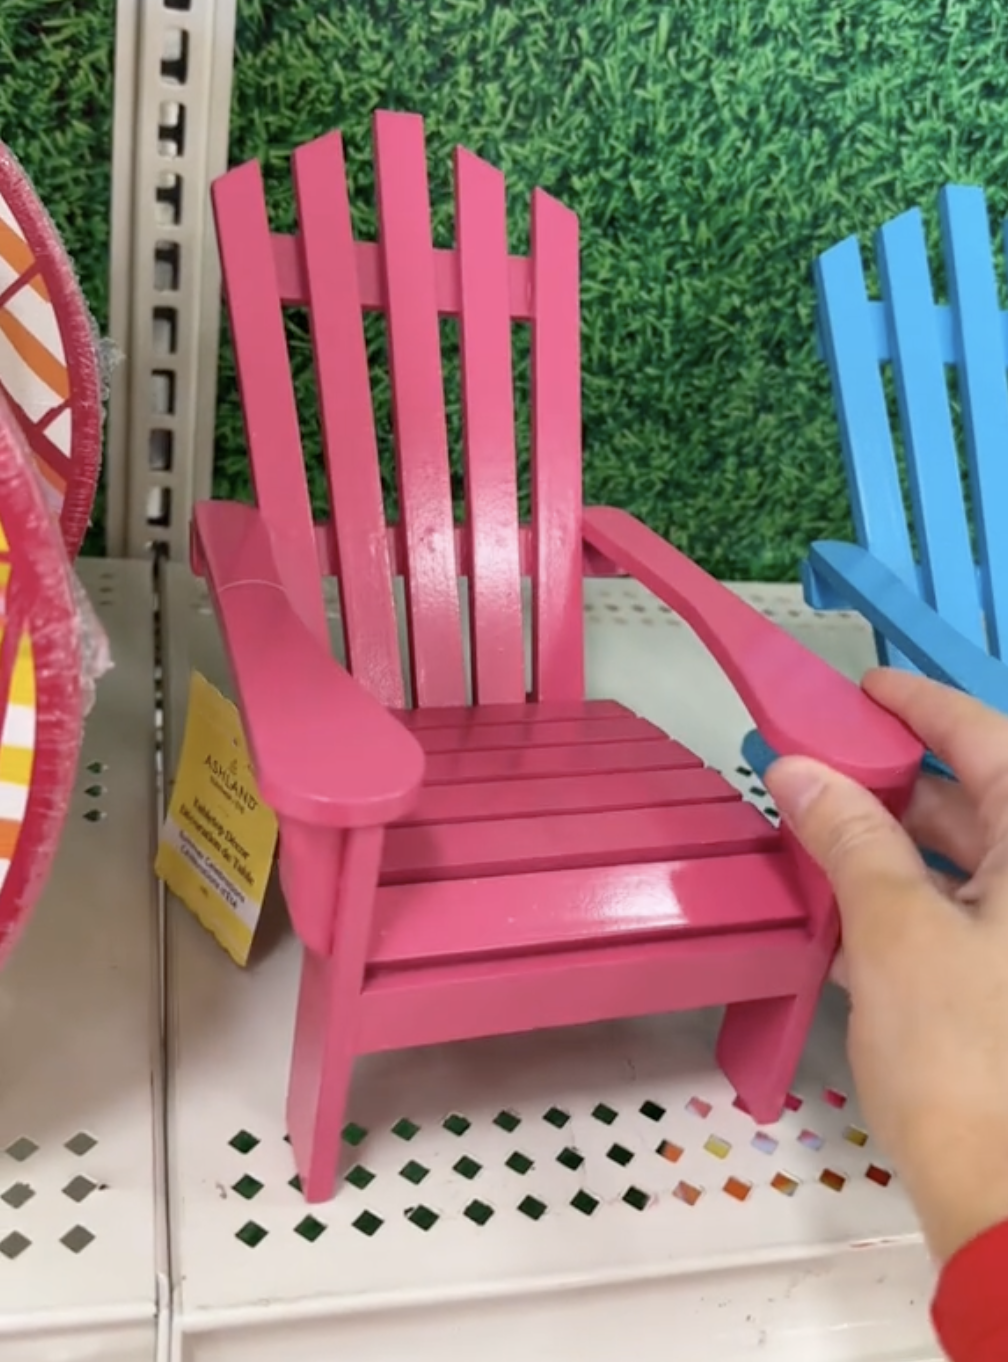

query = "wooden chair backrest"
[
  {"left": 815, "top": 184, "right": 1008, "bottom": 661},
  {"left": 212, "top": 110, "right": 585, "bottom": 709}
]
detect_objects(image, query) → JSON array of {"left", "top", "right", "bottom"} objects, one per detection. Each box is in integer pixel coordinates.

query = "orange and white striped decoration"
[
  {"left": 0, "top": 520, "right": 35, "bottom": 894},
  {"left": 0, "top": 188, "right": 72, "bottom": 519}
]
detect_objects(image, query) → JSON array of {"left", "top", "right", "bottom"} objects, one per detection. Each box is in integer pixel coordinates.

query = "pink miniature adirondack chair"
[{"left": 195, "top": 110, "right": 922, "bottom": 1202}]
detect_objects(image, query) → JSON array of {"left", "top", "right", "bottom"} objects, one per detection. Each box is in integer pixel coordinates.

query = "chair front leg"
[{"left": 284, "top": 823, "right": 384, "bottom": 1202}]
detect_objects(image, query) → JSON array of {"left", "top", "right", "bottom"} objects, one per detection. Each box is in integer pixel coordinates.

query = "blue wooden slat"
[
  {"left": 874, "top": 208, "right": 983, "bottom": 645},
  {"left": 817, "top": 299, "right": 1008, "bottom": 366},
  {"left": 808, "top": 540, "right": 1008, "bottom": 713},
  {"left": 814, "top": 234, "right": 917, "bottom": 669},
  {"left": 938, "top": 185, "right": 1008, "bottom": 661}
]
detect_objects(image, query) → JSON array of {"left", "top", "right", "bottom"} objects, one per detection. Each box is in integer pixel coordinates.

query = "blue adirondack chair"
[{"left": 743, "top": 185, "right": 1008, "bottom": 829}]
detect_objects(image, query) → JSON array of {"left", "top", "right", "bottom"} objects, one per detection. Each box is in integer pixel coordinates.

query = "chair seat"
[{"left": 369, "top": 700, "right": 800, "bottom": 970}]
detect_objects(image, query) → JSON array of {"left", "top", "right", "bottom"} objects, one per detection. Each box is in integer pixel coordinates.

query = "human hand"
[{"left": 765, "top": 667, "right": 1008, "bottom": 1265}]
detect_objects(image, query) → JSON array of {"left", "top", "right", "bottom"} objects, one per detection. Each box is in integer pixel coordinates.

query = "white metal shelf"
[
  {"left": 161, "top": 569, "right": 941, "bottom": 1362},
  {"left": 0, "top": 560, "right": 163, "bottom": 1361}
]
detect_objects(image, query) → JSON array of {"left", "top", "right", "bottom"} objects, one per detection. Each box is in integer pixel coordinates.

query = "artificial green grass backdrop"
[{"left": 6, "top": 1, "right": 1008, "bottom": 577}]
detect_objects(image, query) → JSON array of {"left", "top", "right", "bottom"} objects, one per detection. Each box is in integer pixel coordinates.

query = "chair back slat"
[
  {"left": 373, "top": 112, "right": 467, "bottom": 708},
  {"left": 941, "top": 185, "right": 1008, "bottom": 659},
  {"left": 875, "top": 208, "right": 983, "bottom": 645},
  {"left": 529, "top": 188, "right": 583, "bottom": 701},
  {"left": 815, "top": 239, "right": 916, "bottom": 585},
  {"left": 210, "top": 162, "right": 328, "bottom": 647},
  {"left": 454, "top": 146, "right": 525, "bottom": 703},
  {"left": 214, "top": 112, "right": 589, "bottom": 711},
  {"left": 291, "top": 133, "right": 404, "bottom": 707}
]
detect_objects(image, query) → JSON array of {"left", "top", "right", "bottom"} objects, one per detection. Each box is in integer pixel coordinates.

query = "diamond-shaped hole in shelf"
[
  {"left": 65, "top": 1131, "right": 98, "bottom": 1157},
  {"left": 295, "top": 1215, "right": 327, "bottom": 1243},
  {"left": 494, "top": 1109, "right": 521, "bottom": 1133},
  {"left": 518, "top": 1194, "right": 547, "bottom": 1221},
  {"left": 543, "top": 1106, "right": 570, "bottom": 1129},
  {"left": 607, "top": 1142, "right": 634, "bottom": 1167},
  {"left": 62, "top": 1175, "right": 98, "bottom": 1203},
  {"left": 352, "top": 1210, "right": 383, "bottom": 1236},
  {"left": 5, "top": 1137, "right": 38, "bottom": 1162},
  {"left": 843, "top": 1125, "right": 869, "bottom": 1147},
  {"left": 464, "top": 1198, "right": 495, "bottom": 1225},
  {"left": 623, "top": 1185, "right": 650, "bottom": 1211},
  {"left": 867, "top": 1164, "right": 893, "bottom": 1188},
  {"left": 785, "top": 1093, "right": 803, "bottom": 1112},
  {"left": 772, "top": 1172, "right": 800, "bottom": 1197},
  {"left": 704, "top": 1135, "right": 731, "bottom": 1160},
  {"left": 572, "top": 1188, "right": 599, "bottom": 1216},
  {"left": 673, "top": 1181, "right": 703, "bottom": 1207},
  {"left": 592, "top": 1102, "right": 618, "bottom": 1126},
  {"left": 82, "top": 808, "right": 107, "bottom": 823},
  {"left": 236, "top": 1221, "right": 268, "bottom": 1248},
  {"left": 640, "top": 1100, "right": 666, "bottom": 1122},
  {"left": 823, "top": 1088, "right": 847, "bottom": 1110},
  {"left": 65, "top": 1133, "right": 97, "bottom": 1154},
  {"left": 400, "top": 1159, "right": 429, "bottom": 1185},
  {"left": 798, "top": 1129, "right": 824, "bottom": 1152},
  {"left": 453, "top": 1155, "right": 481, "bottom": 1180},
  {"left": 61, "top": 1225, "right": 95, "bottom": 1254},
  {"left": 443, "top": 1113, "right": 471, "bottom": 1137},
  {"left": 345, "top": 1164, "right": 374, "bottom": 1191},
  {"left": 228, "top": 1130, "right": 259, "bottom": 1156},
  {"left": 84, "top": 784, "right": 106, "bottom": 798},
  {"left": 657, "top": 1139, "right": 683, "bottom": 1163},
  {"left": 406, "top": 1204, "right": 439, "bottom": 1231},
  {"left": 686, "top": 1096, "right": 712, "bottom": 1120},
  {"left": 751, "top": 1131, "right": 778, "bottom": 1155},
  {"left": 392, "top": 1117, "right": 420, "bottom": 1142},
  {"left": 820, "top": 1168, "right": 847, "bottom": 1193},
  {"left": 506, "top": 1150, "right": 533, "bottom": 1175},
  {"left": 0, "top": 1231, "right": 30, "bottom": 1259},
  {"left": 1, "top": 1182, "right": 33, "bottom": 1209},
  {"left": 724, "top": 1176, "right": 752, "bottom": 1202},
  {"left": 342, "top": 1122, "right": 368, "bottom": 1147},
  {"left": 557, "top": 1146, "right": 584, "bottom": 1171},
  {"left": 232, "top": 1174, "right": 263, "bottom": 1201},
  {"left": 86, "top": 760, "right": 107, "bottom": 775}
]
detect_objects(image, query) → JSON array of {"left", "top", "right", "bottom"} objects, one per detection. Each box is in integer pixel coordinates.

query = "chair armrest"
[
  {"left": 193, "top": 501, "right": 425, "bottom": 827},
  {"left": 808, "top": 540, "right": 1008, "bottom": 714},
  {"left": 582, "top": 506, "right": 923, "bottom": 793}
]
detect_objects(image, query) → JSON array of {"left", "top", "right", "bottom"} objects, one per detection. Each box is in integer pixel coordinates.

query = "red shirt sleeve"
[{"left": 932, "top": 1220, "right": 1008, "bottom": 1361}]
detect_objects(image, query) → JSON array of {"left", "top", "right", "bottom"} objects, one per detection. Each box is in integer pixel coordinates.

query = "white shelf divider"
[{"left": 106, "top": 0, "right": 237, "bottom": 559}]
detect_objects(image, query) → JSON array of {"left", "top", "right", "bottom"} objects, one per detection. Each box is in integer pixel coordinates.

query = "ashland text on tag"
[{"left": 155, "top": 671, "right": 278, "bottom": 966}]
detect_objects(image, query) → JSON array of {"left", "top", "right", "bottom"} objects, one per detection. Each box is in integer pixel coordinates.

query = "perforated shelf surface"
[
  {"left": 0, "top": 560, "right": 162, "bottom": 1362},
  {"left": 161, "top": 566, "right": 940, "bottom": 1362}
]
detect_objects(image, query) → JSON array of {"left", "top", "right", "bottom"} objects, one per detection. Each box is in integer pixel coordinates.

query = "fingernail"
[{"left": 765, "top": 757, "right": 828, "bottom": 821}]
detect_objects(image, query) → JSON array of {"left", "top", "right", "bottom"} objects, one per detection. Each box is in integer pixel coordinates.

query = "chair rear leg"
[{"left": 715, "top": 966, "right": 829, "bottom": 1123}]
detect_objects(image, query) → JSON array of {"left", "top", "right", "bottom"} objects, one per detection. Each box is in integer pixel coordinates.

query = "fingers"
[
  {"left": 766, "top": 754, "right": 940, "bottom": 957},
  {"left": 863, "top": 670, "right": 1008, "bottom": 831},
  {"left": 903, "top": 774, "right": 985, "bottom": 876}
]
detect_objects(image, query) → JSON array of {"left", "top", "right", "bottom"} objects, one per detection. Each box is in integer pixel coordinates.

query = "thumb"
[{"left": 766, "top": 755, "right": 934, "bottom": 953}]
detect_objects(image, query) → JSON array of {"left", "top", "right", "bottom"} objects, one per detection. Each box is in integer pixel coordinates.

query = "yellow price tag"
[{"left": 155, "top": 671, "right": 278, "bottom": 966}]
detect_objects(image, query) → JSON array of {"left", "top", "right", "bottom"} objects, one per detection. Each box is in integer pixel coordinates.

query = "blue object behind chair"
[{"left": 742, "top": 185, "right": 1008, "bottom": 818}]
